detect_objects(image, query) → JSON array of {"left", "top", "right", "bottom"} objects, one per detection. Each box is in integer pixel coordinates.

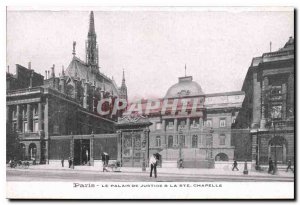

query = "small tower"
[
  {"left": 120, "top": 69, "right": 128, "bottom": 101},
  {"left": 86, "top": 11, "right": 99, "bottom": 71}
]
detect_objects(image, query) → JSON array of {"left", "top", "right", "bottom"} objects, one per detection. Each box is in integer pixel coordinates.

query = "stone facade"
[
  {"left": 6, "top": 11, "right": 126, "bottom": 164},
  {"left": 234, "top": 37, "right": 295, "bottom": 166}
]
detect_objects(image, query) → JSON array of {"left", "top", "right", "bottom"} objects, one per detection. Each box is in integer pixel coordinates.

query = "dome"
[{"left": 165, "top": 76, "right": 204, "bottom": 98}]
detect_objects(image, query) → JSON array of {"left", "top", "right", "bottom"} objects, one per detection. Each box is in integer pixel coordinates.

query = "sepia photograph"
[{"left": 5, "top": 7, "right": 295, "bottom": 199}]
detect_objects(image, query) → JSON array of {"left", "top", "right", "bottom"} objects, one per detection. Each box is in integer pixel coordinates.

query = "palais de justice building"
[{"left": 6, "top": 11, "right": 294, "bottom": 169}]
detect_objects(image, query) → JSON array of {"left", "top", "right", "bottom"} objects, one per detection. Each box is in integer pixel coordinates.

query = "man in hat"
[{"left": 149, "top": 154, "right": 157, "bottom": 178}]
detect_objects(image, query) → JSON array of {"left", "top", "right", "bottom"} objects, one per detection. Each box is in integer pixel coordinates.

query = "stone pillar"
[
  {"left": 90, "top": 133, "right": 94, "bottom": 166},
  {"left": 70, "top": 135, "right": 74, "bottom": 169},
  {"left": 162, "top": 119, "right": 166, "bottom": 132},
  {"left": 282, "top": 83, "right": 287, "bottom": 119},
  {"left": 16, "top": 104, "right": 21, "bottom": 132},
  {"left": 174, "top": 118, "right": 178, "bottom": 132},
  {"left": 38, "top": 103, "right": 43, "bottom": 131},
  {"left": 260, "top": 76, "right": 268, "bottom": 129},
  {"left": 287, "top": 73, "right": 294, "bottom": 117},
  {"left": 6, "top": 105, "right": 10, "bottom": 124},
  {"left": 27, "top": 104, "right": 32, "bottom": 132},
  {"left": 251, "top": 134, "right": 258, "bottom": 167},
  {"left": 45, "top": 140, "right": 49, "bottom": 164},
  {"left": 162, "top": 119, "right": 166, "bottom": 145},
  {"left": 187, "top": 118, "right": 190, "bottom": 130},
  {"left": 44, "top": 98, "right": 49, "bottom": 139},
  {"left": 117, "top": 130, "right": 122, "bottom": 162}
]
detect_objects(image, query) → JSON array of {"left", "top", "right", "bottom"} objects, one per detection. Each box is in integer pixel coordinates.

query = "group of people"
[{"left": 231, "top": 158, "right": 294, "bottom": 173}]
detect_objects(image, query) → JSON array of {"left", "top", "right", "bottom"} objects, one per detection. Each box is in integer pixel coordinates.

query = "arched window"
[
  {"left": 168, "top": 136, "right": 173, "bottom": 148},
  {"left": 215, "top": 153, "right": 229, "bottom": 161},
  {"left": 192, "top": 135, "right": 198, "bottom": 148},
  {"left": 155, "top": 136, "right": 161, "bottom": 147}
]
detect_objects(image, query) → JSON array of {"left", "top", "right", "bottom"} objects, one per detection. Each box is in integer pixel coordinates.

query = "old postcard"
[{"left": 5, "top": 7, "right": 295, "bottom": 199}]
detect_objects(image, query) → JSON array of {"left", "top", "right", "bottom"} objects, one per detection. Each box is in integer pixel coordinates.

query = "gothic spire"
[
  {"left": 122, "top": 69, "right": 126, "bottom": 86},
  {"left": 86, "top": 11, "right": 99, "bottom": 69},
  {"left": 88, "top": 11, "right": 96, "bottom": 36}
]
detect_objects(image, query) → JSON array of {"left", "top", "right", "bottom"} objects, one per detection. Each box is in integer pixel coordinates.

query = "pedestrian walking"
[
  {"left": 68, "top": 157, "right": 71, "bottom": 168},
  {"left": 149, "top": 154, "right": 157, "bottom": 178},
  {"left": 286, "top": 160, "right": 293, "bottom": 172},
  {"left": 61, "top": 157, "right": 64, "bottom": 167},
  {"left": 178, "top": 159, "right": 184, "bottom": 169},
  {"left": 268, "top": 158, "right": 273, "bottom": 174},
  {"left": 232, "top": 160, "right": 239, "bottom": 171}
]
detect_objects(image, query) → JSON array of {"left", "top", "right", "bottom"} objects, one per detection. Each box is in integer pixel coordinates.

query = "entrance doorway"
[{"left": 74, "top": 139, "right": 90, "bottom": 165}]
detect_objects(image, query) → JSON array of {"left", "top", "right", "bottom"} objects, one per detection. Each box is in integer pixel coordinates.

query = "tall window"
[
  {"left": 156, "top": 122, "right": 161, "bottom": 130},
  {"left": 206, "top": 119, "right": 212, "bottom": 127},
  {"left": 192, "top": 135, "right": 198, "bottom": 148},
  {"left": 219, "top": 134, "right": 226, "bottom": 145},
  {"left": 219, "top": 119, "right": 226, "bottom": 127},
  {"left": 33, "top": 121, "right": 39, "bottom": 132},
  {"left": 168, "top": 136, "right": 173, "bottom": 148},
  {"left": 24, "top": 122, "right": 28, "bottom": 133},
  {"left": 156, "top": 136, "right": 161, "bottom": 147}
]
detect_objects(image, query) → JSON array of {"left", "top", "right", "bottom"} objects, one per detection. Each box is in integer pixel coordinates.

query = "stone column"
[
  {"left": 27, "top": 104, "right": 32, "bottom": 132},
  {"left": 282, "top": 83, "right": 287, "bottom": 119},
  {"left": 251, "top": 134, "right": 258, "bottom": 167},
  {"left": 117, "top": 130, "right": 122, "bottom": 162},
  {"left": 44, "top": 98, "right": 49, "bottom": 139},
  {"left": 6, "top": 105, "right": 10, "bottom": 124},
  {"left": 38, "top": 103, "right": 43, "bottom": 132},
  {"left": 70, "top": 135, "right": 74, "bottom": 169},
  {"left": 162, "top": 119, "right": 166, "bottom": 145},
  {"left": 260, "top": 76, "right": 268, "bottom": 129},
  {"left": 16, "top": 104, "right": 21, "bottom": 132},
  {"left": 287, "top": 73, "right": 294, "bottom": 117},
  {"left": 174, "top": 118, "right": 178, "bottom": 132},
  {"left": 90, "top": 133, "right": 94, "bottom": 166}
]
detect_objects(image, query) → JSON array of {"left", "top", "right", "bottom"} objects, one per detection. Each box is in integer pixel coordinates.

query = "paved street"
[{"left": 6, "top": 167, "right": 294, "bottom": 182}]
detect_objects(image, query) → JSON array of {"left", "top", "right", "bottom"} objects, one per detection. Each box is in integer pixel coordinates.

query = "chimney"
[
  {"left": 45, "top": 71, "right": 47, "bottom": 79},
  {"left": 28, "top": 62, "right": 31, "bottom": 70},
  {"left": 7, "top": 65, "right": 9, "bottom": 73}
]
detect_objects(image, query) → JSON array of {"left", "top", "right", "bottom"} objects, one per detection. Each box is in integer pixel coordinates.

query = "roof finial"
[
  {"left": 185, "top": 64, "right": 187, "bottom": 77},
  {"left": 72, "top": 41, "right": 76, "bottom": 56},
  {"left": 270, "top": 41, "right": 272, "bottom": 52}
]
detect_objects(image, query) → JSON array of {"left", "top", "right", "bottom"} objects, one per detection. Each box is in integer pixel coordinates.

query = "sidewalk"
[{"left": 18, "top": 163, "right": 294, "bottom": 179}]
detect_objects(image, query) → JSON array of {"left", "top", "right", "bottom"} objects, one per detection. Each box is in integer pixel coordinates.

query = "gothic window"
[
  {"left": 192, "top": 135, "right": 198, "bottom": 148},
  {"left": 156, "top": 136, "right": 161, "bottom": 147}
]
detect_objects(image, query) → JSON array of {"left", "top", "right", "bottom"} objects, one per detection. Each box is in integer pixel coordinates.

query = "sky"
[{"left": 6, "top": 8, "right": 294, "bottom": 100}]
